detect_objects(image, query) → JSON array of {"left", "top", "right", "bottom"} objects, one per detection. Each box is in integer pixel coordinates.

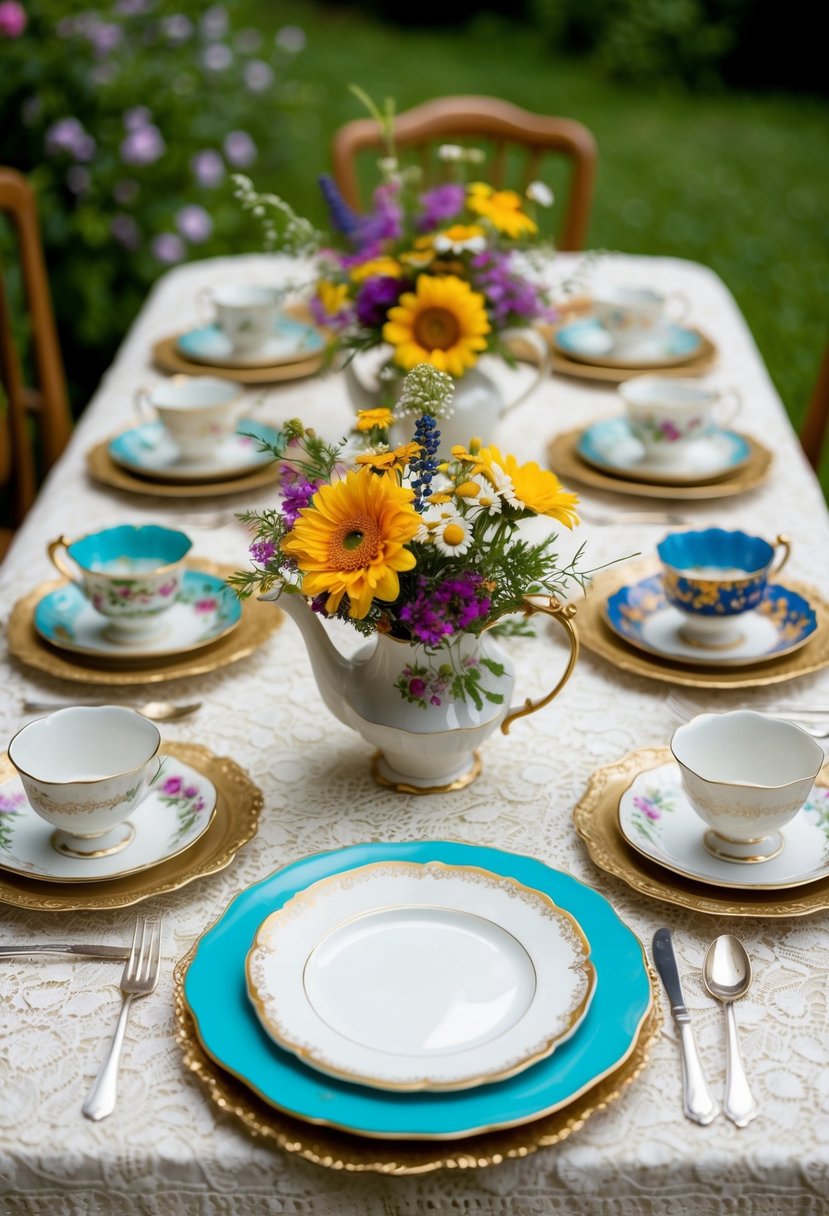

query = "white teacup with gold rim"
[
  {"left": 8, "top": 706, "right": 162, "bottom": 858},
  {"left": 134, "top": 375, "right": 246, "bottom": 463},
  {"left": 671, "top": 710, "right": 823, "bottom": 864},
  {"left": 47, "top": 523, "right": 192, "bottom": 642},
  {"left": 620, "top": 376, "right": 741, "bottom": 462},
  {"left": 591, "top": 286, "right": 689, "bottom": 355}
]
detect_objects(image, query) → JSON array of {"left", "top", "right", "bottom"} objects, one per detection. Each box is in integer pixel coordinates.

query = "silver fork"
[
  {"left": 666, "top": 691, "right": 829, "bottom": 739},
  {"left": 82, "top": 918, "right": 162, "bottom": 1121}
]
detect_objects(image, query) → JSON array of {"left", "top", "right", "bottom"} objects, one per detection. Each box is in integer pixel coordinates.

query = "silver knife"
[
  {"left": 0, "top": 944, "right": 131, "bottom": 961},
  {"left": 652, "top": 928, "right": 718, "bottom": 1125}
]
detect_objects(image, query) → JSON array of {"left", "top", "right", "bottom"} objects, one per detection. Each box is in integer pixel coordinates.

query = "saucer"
[
  {"left": 619, "top": 762, "right": 829, "bottom": 890},
  {"left": 576, "top": 418, "right": 750, "bottom": 485},
  {"left": 33, "top": 569, "right": 242, "bottom": 660},
  {"left": 177, "top": 315, "right": 324, "bottom": 369},
  {"left": 0, "top": 755, "right": 216, "bottom": 883},
  {"left": 554, "top": 317, "right": 703, "bottom": 369},
  {"left": 605, "top": 574, "right": 818, "bottom": 667},
  {"left": 108, "top": 419, "right": 279, "bottom": 484}
]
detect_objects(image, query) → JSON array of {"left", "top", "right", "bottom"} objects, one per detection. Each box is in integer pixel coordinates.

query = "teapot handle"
[
  {"left": 500, "top": 327, "right": 552, "bottom": 417},
  {"left": 501, "top": 597, "right": 579, "bottom": 735}
]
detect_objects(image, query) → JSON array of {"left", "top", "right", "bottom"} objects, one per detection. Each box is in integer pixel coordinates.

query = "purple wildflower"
[
  {"left": 355, "top": 275, "right": 408, "bottom": 329},
  {"left": 224, "top": 130, "right": 257, "bottom": 168},
  {"left": 124, "top": 106, "right": 152, "bottom": 132},
  {"left": 87, "top": 20, "right": 122, "bottom": 57},
  {"left": 121, "top": 125, "right": 165, "bottom": 166},
  {"left": 201, "top": 5, "right": 229, "bottom": 39},
  {"left": 471, "top": 250, "right": 547, "bottom": 325},
  {"left": 46, "top": 117, "right": 93, "bottom": 160},
  {"left": 176, "top": 204, "right": 212, "bottom": 243},
  {"left": 418, "top": 183, "right": 465, "bottom": 230},
  {"left": 249, "top": 538, "right": 276, "bottom": 565},
  {"left": 400, "top": 572, "right": 491, "bottom": 646},
  {"left": 353, "top": 183, "right": 403, "bottom": 246},
  {"left": 161, "top": 14, "right": 193, "bottom": 43},
  {"left": 0, "top": 0, "right": 27, "bottom": 37},
  {"left": 191, "top": 149, "right": 224, "bottom": 187},
  {"left": 202, "top": 43, "right": 232, "bottom": 71},
  {"left": 244, "top": 59, "right": 274, "bottom": 91},
  {"left": 275, "top": 25, "right": 305, "bottom": 53},
  {"left": 280, "top": 472, "right": 319, "bottom": 526},
  {"left": 151, "top": 233, "right": 185, "bottom": 264},
  {"left": 318, "top": 174, "right": 362, "bottom": 240},
  {"left": 309, "top": 293, "right": 354, "bottom": 332}
]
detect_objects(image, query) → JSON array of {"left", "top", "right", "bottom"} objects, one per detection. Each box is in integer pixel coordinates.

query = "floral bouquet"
[{"left": 231, "top": 364, "right": 586, "bottom": 710}]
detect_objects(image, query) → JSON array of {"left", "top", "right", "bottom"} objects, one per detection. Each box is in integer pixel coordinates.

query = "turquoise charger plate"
[
  {"left": 556, "top": 317, "right": 702, "bottom": 365},
  {"left": 184, "top": 840, "right": 652, "bottom": 1140}
]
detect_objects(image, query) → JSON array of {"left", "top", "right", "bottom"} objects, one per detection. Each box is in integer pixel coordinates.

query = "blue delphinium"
[{"left": 410, "top": 415, "right": 441, "bottom": 513}]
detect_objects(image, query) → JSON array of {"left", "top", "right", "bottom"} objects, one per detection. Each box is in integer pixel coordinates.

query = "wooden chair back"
[
  {"left": 331, "top": 95, "right": 597, "bottom": 252},
  {"left": 800, "top": 343, "right": 829, "bottom": 474},
  {"left": 0, "top": 168, "right": 72, "bottom": 556}
]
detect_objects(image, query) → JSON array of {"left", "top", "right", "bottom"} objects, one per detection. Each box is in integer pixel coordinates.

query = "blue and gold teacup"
[
  {"left": 47, "top": 524, "right": 192, "bottom": 642},
  {"left": 657, "top": 528, "right": 790, "bottom": 648}
]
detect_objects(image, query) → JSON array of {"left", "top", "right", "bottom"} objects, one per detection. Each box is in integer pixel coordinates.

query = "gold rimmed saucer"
[
  {"left": 574, "top": 557, "right": 828, "bottom": 689},
  {"left": 573, "top": 747, "right": 829, "bottom": 918},
  {"left": 173, "top": 943, "right": 658, "bottom": 1174},
  {"left": 547, "top": 427, "right": 772, "bottom": 500},
  {"left": 87, "top": 440, "right": 281, "bottom": 500},
  {"left": 153, "top": 336, "right": 324, "bottom": 385},
  {"left": 7, "top": 560, "right": 281, "bottom": 686},
  {"left": 0, "top": 742, "right": 263, "bottom": 911}
]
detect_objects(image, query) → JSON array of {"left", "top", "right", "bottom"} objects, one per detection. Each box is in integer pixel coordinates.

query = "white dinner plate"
[{"left": 246, "top": 860, "right": 596, "bottom": 1091}]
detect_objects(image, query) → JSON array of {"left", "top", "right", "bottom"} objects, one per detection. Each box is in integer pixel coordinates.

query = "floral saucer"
[
  {"left": 34, "top": 570, "right": 242, "bottom": 660},
  {"left": 177, "top": 316, "right": 324, "bottom": 369},
  {"left": 605, "top": 574, "right": 818, "bottom": 667},
  {"left": 108, "top": 418, "right": 279, "bottom": 483},
  {"left": 577, "top": 418, "right": 750, "bottom": 485},
  {"left": 619, "top": 762, "right": 829, "bottom": 890},
  {"left": 0, "top": 757, "right": 216, "bottom": 883},
  {"left": 554, "top": 317, "right": 702, "bottom": 368}
]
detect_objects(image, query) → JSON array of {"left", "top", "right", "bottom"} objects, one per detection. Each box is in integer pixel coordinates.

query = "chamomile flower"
[
  {"left": 434, "top": 225, "right": 486, "bottom": 255},
  {"left": 526, "top": 181, "right": 554, "bottom": 207},
  {"left": 433, "top": 512, "right": 473, "bottom": 557}
]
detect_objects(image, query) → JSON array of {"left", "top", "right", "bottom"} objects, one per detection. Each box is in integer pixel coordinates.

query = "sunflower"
[
  {"left": 282, "top": 468, "right": 420, "bottom": 618},
  {"left": 467, "top": 183, "right": 538, "bottom": 240},
  {"left": 472, "top": 446, "right": 579, "bottom": 527},
  {"left": 383, "top": 275, "right": 491, "bottom": 377}
]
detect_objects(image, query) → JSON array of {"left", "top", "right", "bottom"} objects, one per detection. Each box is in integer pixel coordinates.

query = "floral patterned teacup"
[
  {"left": 135, "top": 375, "right": 246, "bottom": 463},
  {"left": 47, "top": 524, "right": 192, "bottom": 641},
  {"left": 8, "top": 706, "right": 161, "bottom": 858},
  {"left": 671, "top": 710, "right": 823, "bottom": 863},
  {"left": 620, "top": 376, "right": 741, "bottom": 462},
  {"left": 592, "top": 286, "right": 689, "bottom": 354},
  {"left": 199, "top": 284, "right": 277, "bottom": 353}
]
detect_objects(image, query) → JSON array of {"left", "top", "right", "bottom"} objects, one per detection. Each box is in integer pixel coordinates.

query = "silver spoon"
[
  {"left": 703, "top": 935, "right": 758, "bottom": 1128},
  {"left": 22, "top": 699, "right": 201, "bottom": 722}
]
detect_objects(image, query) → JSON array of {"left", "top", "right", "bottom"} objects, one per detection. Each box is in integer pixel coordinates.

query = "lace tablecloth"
[{"left": 1, "top": 255, "right": 828, "bottom": 1216}]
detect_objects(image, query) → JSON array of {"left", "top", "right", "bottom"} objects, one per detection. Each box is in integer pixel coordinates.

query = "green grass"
[{"left": 247, "top": 3, "right": 829, "bottom": 490}]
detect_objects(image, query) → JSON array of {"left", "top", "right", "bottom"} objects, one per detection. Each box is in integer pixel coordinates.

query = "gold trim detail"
[
  {"left": 370, "top": 751, "right": 482, "bottom": 794},
  {"left": 573, "top": 746, "right": 829, "bottom": 916},
  {"left": 501, "top": 597, "right": 579, "bottom": 733},
  {"left": 86, "top": 439, "right": 282, "bottom": 499},
  {"left": 153, "top": 335, "right": 324, "bottom": 385},
  {"left": 6, "top": 560, "right": 282, "bottom": 687},
  {"left": 547, "top": 427, "right": 772, "bottom": 500},
  {"left": 245, "top": 860, "right": 596, "bottom": 1093},
  {"left": 0, "top": 742, "right": 263, "bottom": 911},
  {"left": 575, "top": 557, "right": 828, "bottom": 690},
  {"left": 51, "top": 822, "right": 135, "bottom": 859},
  {"left": 702, "top": 830, "right": 783, "bottom": 865}
]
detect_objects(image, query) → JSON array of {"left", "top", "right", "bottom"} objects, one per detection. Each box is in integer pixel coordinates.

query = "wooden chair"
[
  {"left": 331, "top": 95, "right": 597, "bottom": 252},
  {"left": 0, "top": 168, "right": 73, "bottom": 558},
  {"left": 800, "top": 343, "right": 829, "bottom": 473}
]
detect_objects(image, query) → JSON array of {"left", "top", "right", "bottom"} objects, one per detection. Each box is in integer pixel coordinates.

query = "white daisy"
[
  {"left": 527, "top": 180, "right": 554, "bottom": 207},
  {"left": 482, "top": 461, "right": 519, "bottom": 509},
  {"left": 433, "top": 513, "right": 473, "bottom": 557},
  {"left": 437, "top": 144, "right": 463, "bottom": 162},
  {"left": 434, "top": 231, "right": 486, "bottom": 255}
]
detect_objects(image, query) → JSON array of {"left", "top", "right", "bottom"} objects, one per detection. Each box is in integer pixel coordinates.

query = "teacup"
[
  {"left": 199, "top": 284, "right": 277, "bottom": 353},
  {"left": 620, "top": 376, "right": 741, "bottom": 462},
  {"left": 671, "top": 710, "right": 823, "bottom": 863},
  {"left": 48, "top": 524, "right": 192, "bottom": 641},
  {"left": 592, "top": 286, "right": 689, "bottom": 354},
  {"left": 657, "top": 527, "right": 790, "bottom": 648},
  {"left": 8, "top": 706, "right": 162, "bottom": 858},
  {"left": 134, "top": 375, "right": 245, "bottom": 463}
]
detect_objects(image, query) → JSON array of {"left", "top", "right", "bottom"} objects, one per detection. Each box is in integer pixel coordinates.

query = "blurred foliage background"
[{"left": 1, "top": 0, "right": 828, "bottom": 489}]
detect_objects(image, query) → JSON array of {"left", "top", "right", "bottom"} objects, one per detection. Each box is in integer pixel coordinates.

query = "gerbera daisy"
[
  {"left": 472, "top": 446, "right": 579, "bottom": 527},
  {"left": 355, "top": 442, "right": 421, "bottom": 473},
  {"left": 383, "top": 275, "right": 490, "bottom": 377},
  {"left": 281, "top": 468, "right": 420, "bottom": 618},
  {"left": 467, "top": 183, "right": 538, "bottom": 240},
  {"left": 355, "top": 408, "right": 394, "bottom": 433}
]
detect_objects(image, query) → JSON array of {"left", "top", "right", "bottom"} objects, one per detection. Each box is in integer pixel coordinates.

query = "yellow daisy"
[
  {"left": 314, "top": 280, "right": 350, "bottom": 318},
  {"left": 282, "top": 468, "right": 420, "bottom": 619},
  {"left": 355, "top": 442, "right": 421, "bottom": 473},
  {"left": 433, "top": 224, "right": 486, "bottom": 254},
  {"left": 355, "top": 408, "right": 394, "bottom": 433},
  {"left": 467, "top": 183, "right": 538, "bottom": 240},
  {"left": 350, "top": 256, "right": 403, "bottom": 283},
  {"left": 383, "top": 275, "right": 491, "bottom": 377},
  {"left": 472, "top": 446, "right": 579, "bottom": 527}
]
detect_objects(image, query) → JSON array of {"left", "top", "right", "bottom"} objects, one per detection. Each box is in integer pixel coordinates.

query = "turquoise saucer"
[
  {"left": 108, "top": 418, "right": 279, "bottom": 483},
  {"left": 178, "top": 315, "right": 324, "bottom": 369},
  {"left": 555, "top": 317, "right": 702, "bottom": 367},
  {"left": 184, "top": 840, "right": 652, "bottom": 1140}
]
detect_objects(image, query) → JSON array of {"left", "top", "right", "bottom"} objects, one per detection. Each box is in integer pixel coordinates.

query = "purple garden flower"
[
  {"left": 191, "top": 149, "right": 224, "bottom": 187},
  {"left": 249, "top": 538, "right": 276, "bottom": 565},
  {"left": 417, "top": 183, "right": 465, "bottom": 230},
  {"left": 151, "top": 232, "right": 185, "bottom": 264},
  {"left": 86, "top": 20, "right": 122, "bottom": 57},
  {"left": 244, "top": 59, "right": 274, "bottom": 92},
  {"left": 355, "top": 275, "right": 408, "bottom": 329},
  {"left": 279, "top": 469, "right": 320, "bottom": 526},
  {"left": 202, "top": 43, "right": 232, "bottom": 71},
  {"left": 0, "top": 0, "right": 27, "bottom": 37},
  {"left": 471, "top": 250, "right": 547, "bottom": 325},
  {"left": 224, "top": 130, "right": 257, "bottom": 168},
  {"left": 354, "top": 182, "right": 403, "bottom": 247},
  {"left": 161, "top": 14, "right": 193, "bottom": 43},
  {"left": 275, "top": 25, "right": 306, "bottom": 53},
  {"left": 201, "top": 5, "right": 229, "bottom": 40},
  {"left": 400, "top": 572, "right": 491, "bottom": 646},
  {"left": 46, "top": 117, "right": 95, "bottom": 161},
  {"left": 176, "top": 204, "right": 212, "bottom": 243},
  {"left": 121, "top": 124, "right": 165, "bottom": 166},
  {"left": 124, "top": 106, "right": 152, "bottom": 132}
]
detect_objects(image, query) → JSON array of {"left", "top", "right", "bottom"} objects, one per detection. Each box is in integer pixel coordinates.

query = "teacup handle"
[
  {"left": 714, "top": 387, "right": 741, "bottom": 429},
  {"left": 196, "top": 286, "right": 215, "bottom": 327},
  {"left": 501, "top": 597, "right": 579, "bottom": 734},
  {"left": 47, "top": 536, "right": 81, "bottom": 585},
  {"left": 665, "top": 291, "right": 691, "bottom": 325},
  {"left": 500, "top": 327, "right": 552, "bottom": 416},
  {"left": 134, "top": 386, "right": 158, "bottom": 424},
  {"left": 770, "top": 534, "right": 791, "bottom": 578}
]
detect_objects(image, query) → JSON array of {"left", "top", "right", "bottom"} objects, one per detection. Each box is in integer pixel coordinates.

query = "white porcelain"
[
  {"left": 134, "top": 376, "right": 246, "bottom": 462},
  {"left": 108, "top": 420, "right": 278, "bottom": 483},
  {"left": 591, "top": 286, "right": 689, "bottom": 354},
  {"left": 262, "top": 590, "right": 576, "bottom": 790},
  {"left": 199, "top": 284, "right": 277, "bottom": 353},
  {"left": 7, "top": 707, "right": 161, "bottom": 858},
  {"left": 670, "top": 711, "right": 824, "bottom": 863},
  {"left": 620, "top": 376, "right": 740, "bottom": 462},
  {"left": 246, "top": 860, "right": 595, "bottom": 1091},
  {"left": 619, "top": 762, "right": 829, "bottom": 890},
  {"left": 343, "top": 330, "right": 550, "bottom": 453}
]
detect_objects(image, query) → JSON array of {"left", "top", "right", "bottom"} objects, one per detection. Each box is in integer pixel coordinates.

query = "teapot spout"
[{"left": 259, "top": 587, "right": 353, "bottom": 726}]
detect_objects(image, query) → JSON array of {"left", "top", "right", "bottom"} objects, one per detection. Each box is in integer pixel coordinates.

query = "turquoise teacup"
[
  {"left": 48, "top": 524, "right": 192, "bottom": 641},
  {"left": 657, "top": 528, "right": 790, "bottom": 649}
]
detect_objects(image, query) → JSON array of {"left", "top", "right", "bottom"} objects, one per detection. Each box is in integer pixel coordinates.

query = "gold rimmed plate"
[
  {"left": 574, "top": 747, "right": 829, "bottom": 917},
  {"left": 87, "top": 440, "right": 281, "bottom": 500},
  {"left": 574, "top": 557, "right": 828, "bottom": 689},
  {"left": 548, "top": 427, "right": 772, "bottom": 500},
  {"left": 153, "top": 335, "right": 324, "bottom": 385},
  {"left": 0, "top": 742, "right": 263, "bottom": 911}
]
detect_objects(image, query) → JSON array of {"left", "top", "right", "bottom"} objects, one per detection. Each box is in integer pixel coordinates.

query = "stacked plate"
[
  {"left": 177, "top": 840, "right": 654, "bottom": 1166},
  {"left": 551, "top": 315, "right": 716, "bottom": 384},
  {"left": 153, "top": 312, "right": 325, "bottom": 386}
]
